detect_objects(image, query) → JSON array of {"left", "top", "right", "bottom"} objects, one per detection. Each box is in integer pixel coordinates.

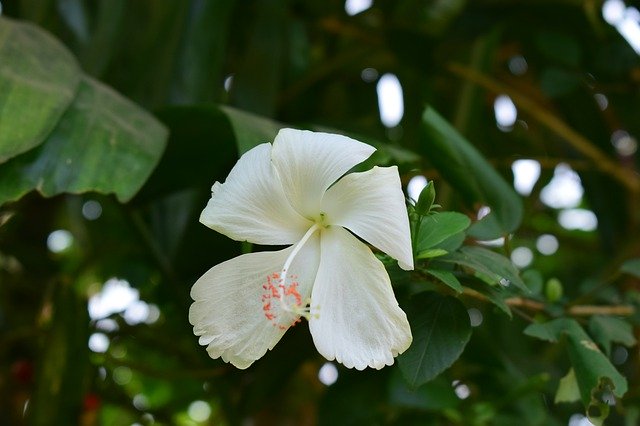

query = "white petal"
[
  {"left": 309, "top": 226, "right": 412, "bottom": 370},
  {"left": 322, "top": 166, "right": 414, "bottom": 270},
  {"left": 200, "top": 143, "right": 312, "bottom": 245},
  {"left": 271, "top": 129, "right": 376, "bottom": 219},
  {"left": 189, "top": 234, "right": 320, "bottom": 369}
]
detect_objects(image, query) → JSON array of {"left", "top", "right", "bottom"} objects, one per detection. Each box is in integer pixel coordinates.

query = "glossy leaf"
[
  {"left": 0, "top": 77, "right": 167, "bottom": 205},
  {"left": 416, "top": 212, "right": 471, "bottom": 254},
  {"left": 420, "top": 106, "right": 523, "bottom": 238},
  {"left": 0, "top": 16, "right": 81, "bottom": 163},
  {"left": 398, "top": 292, "right": 472, "bottom": 387},
  {"left": 426, "top": 269, "right": 463, "bottom": 293},
  {"left": 441, "top": 246, "right": 528, "bottom": 292}
]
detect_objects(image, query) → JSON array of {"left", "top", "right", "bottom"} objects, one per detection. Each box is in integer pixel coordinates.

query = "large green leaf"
[
  {"left": 524, "top": 318, "right": 628, "bottom": 419},
  {"left": 398, "top": 292, "right": 471, "bottom": 388},
  {"left": 420, "top": 106, "right": 523, "bottom": 238},
  {"left": 0, "top": 77, "right": 167, "bottom": 205},
  {"left": 0, "top": 16, "right": 81, "bottom": 163}
]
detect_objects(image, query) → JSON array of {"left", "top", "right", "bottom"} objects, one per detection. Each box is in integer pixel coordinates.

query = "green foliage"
[
  {"left": 420, "top": 107, "right": 523, "bottom": 239},
  {"left": 441, "top": 246, "right": 528, "bottom": 292},
  {"left": 0, "top": 17, "right": 81, "bottom": 162},
  {"left": 398, "top": 292, "right": 472, "bottom": 388},
  {"left": 524, "top": 318, "right": 628, "bottom": 423},
  {"left": 0, "top": 16, "right": 167, "bottom": 203},
  {"left": 1, "top": 1, "right": 639, "bottom": 424},
  {"left": 415, "top": 212, "right": 471, "bottom": 256}
]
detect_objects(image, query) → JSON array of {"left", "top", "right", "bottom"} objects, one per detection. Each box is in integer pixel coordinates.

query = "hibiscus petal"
[
  {"left": 322, "top": 166, "right": 414, "bottom": 270},
  {"left": 200, "top": 143, "right": 312, "bottom": 245},
  {"left": 189, "top": 234, "right": 320, "bottom": 369},
  {"left": 271, "top": 129, "right": 376, "bottom": 219},
  {"left": 309, "top": 226, "right": 412, "bottom": 370}
]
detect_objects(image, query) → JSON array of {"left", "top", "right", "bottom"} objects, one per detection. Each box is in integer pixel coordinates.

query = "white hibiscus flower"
[{"left": 189, "top": 128, "right": 413, "bottom": 370}]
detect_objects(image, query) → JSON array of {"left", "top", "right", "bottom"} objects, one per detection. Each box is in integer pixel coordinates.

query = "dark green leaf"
[
  {"left": 426, "top": 269, "right": 463, "bottom": 293},
  {"left": 524, "top": 318, "right": 628, "bottom": 409},
  {"left": 420, "top": 107, "right": 523, "bottom": 237},
  {"left": 463, "top": 279, "right": 512, "bottom": 317},
  {"left": 521, "top": 269, "right": 544, "bottom": 295},
  {"left": 432, "top": 232, "right": 466, "bottom": 252},
  {"left": 416, "top": 212, "right": 471, "bottom": 253},
  {"left": 588, "top": 316, "right": 637, "bottom": 356},
  {"left": 398, "top": 292, "right": 472, "bottom": 387},
  {"left": 170, "top": 0, "right": 235, "bottom": 103},
  {"left": 441, "top": 246, "right": 528, "bottom": 292},
  {"left": 389, "top": 369, "right": 459, "bottom": 411},
  {"left": 0, "top": 16, "right": 81, "bottom": 163},
  {"left": 0, "top": 77, "right": 167, "bottom": 205}
]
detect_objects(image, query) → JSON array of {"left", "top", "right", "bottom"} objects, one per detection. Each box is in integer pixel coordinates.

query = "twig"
[
  {"left": 447, "top": 63, "right": 640, "bottom": 192},
  {"left": 567, "top": 305, "right": 635, "bottom": 316},
  {"left": 462, "top": 288, "right": 635, "bottom": 316}
]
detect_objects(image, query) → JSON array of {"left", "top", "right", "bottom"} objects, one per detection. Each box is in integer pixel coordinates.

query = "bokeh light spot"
[
  {"left": 47, "top": 229, "right": 73, "bottom": 253},
  {"left": 188, "top": 400, "right": 212, "bottom": 422},
  {"left": 318, "top": 362, "right": 339, "bottom": 386}
]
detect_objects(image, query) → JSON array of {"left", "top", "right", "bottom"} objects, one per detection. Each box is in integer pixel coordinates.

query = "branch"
[
  {"left": 463, "top": 288, "right": 635, "bottom": 317},
  {"left": 447, "top": 63, "right": 640, "bottom": 193}
]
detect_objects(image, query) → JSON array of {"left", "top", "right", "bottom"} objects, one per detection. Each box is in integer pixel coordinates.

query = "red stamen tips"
[{"left": 261, "top": 271, "right": 309, "bottom": 329}]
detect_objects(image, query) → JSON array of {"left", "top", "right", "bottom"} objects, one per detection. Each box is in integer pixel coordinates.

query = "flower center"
[{"left": 262, "top": 223, "right": 321, "bottom": 329}]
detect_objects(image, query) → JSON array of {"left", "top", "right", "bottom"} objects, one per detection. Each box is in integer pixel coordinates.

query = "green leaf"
[
  {"left": 555, "top": 369, "right": 581, "bottom": 404},
  {"left": 620, "top": 258, "right": 640, "bottom": 278},
  {"left": 0, "top": 16, "right": 82, "bottom": 163},
  {"left": 426, "top": 269, "right": 463, "bottom": 293},
  {"left": 588, "top": 316, "right": 637, "bottom": 356},
  {"left": 417, "top": 249, "right": 449, "bottom": 259},
  {"left": 420, "top": 106, "right": 523, "bottom": 238},
  {"left": 0, "top": 77, "right": 167, "bottom": 205},
  {"left": 524, "top": 318, "right": 628, "bottom": 410},
  {"left": 220, "top": 105, "right": 282, "bottom": 154},
  {"left": 521, "top": 269, "right": 544, "bottom": 295},
  {"left": 415, "top": 180, "right": 436, "bottom": 215},
  {"left": 432, "top": 232, "right": 466, "bottom": 253},
  {"left": 398, "top": 292, "right": 472, "bottom": 387},
  {"left": 389, "top": 369, "right": 459, "bottom": 411},
  {"left": 441, "top": 246, "right": 528, "bottom": 292},
  {"left": 416, "top": 212, "right": 471, "bottom": 253}
]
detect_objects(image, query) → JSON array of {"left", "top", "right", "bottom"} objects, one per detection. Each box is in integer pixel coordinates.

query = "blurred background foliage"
[{"left": 1, "top": 0, "right": 640, "bottom": 424}]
